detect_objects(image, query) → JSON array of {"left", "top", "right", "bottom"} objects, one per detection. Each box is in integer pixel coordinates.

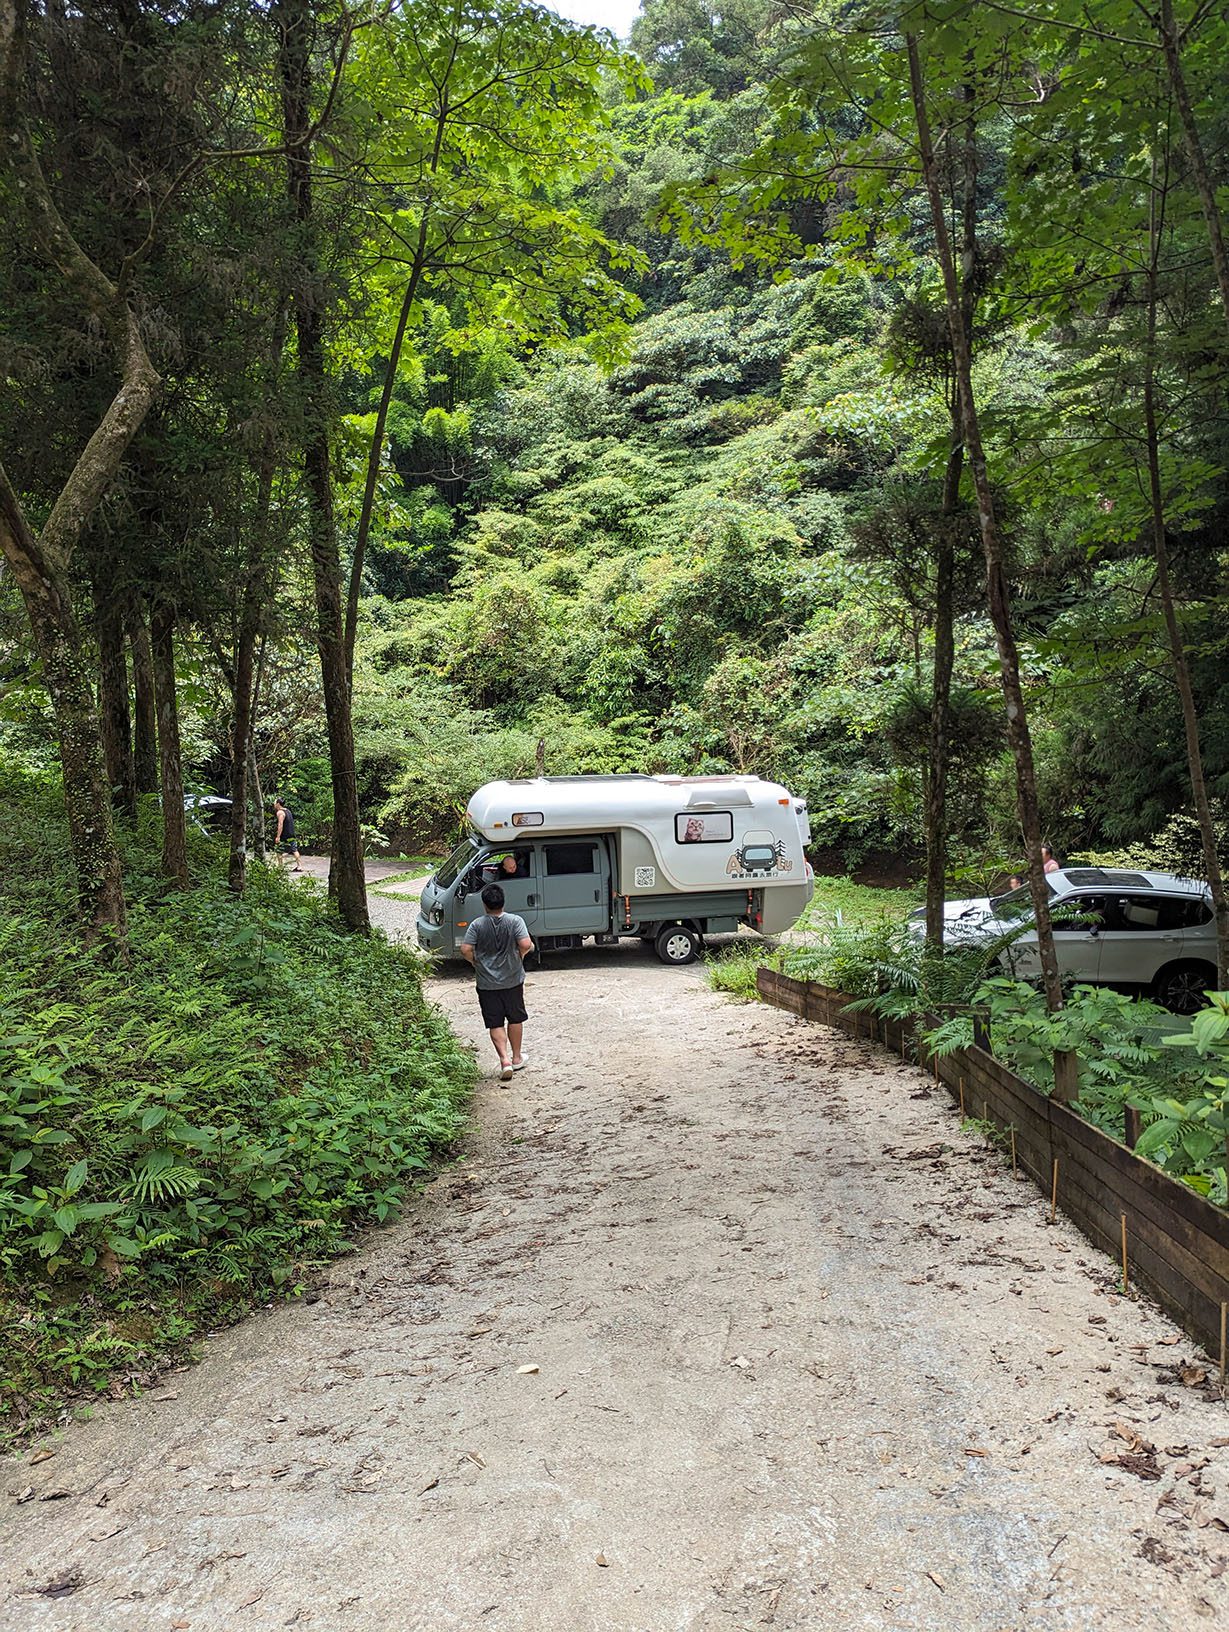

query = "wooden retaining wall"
[{"left": 757, "top": 967, "right": 1229, "bottom": 1365}]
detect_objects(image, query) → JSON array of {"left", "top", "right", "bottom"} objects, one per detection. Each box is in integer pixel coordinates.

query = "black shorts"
[
  {"left": 477, "top": 984, "right": 528, "bottom": 1029},
  {"left": 277, "top": 836, "right": 299, "bottom": 853}
]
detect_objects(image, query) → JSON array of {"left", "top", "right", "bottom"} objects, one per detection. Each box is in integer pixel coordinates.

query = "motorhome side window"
[
  {"left": 544, "top": 843, "right": 599, "bottom": 876},
  {"left": 674, "top": 812, "right": 734, "bottom": 844}
]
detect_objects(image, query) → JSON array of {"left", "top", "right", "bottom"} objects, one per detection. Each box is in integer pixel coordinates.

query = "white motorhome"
[{"left": 416, "top": 774, "right": 814, "bottom": 964}]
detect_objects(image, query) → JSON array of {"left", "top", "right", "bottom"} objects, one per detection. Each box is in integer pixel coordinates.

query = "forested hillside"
[{"left": 339, "top": 0, "right": 1229, "bottom": 890}]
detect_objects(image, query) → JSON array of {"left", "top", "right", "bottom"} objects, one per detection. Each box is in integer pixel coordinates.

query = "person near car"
[
  {"left": 461, "top": 883, "right": 534, "bottom": 1082},
  {"left": 274, "top": 796, "right": 302, "bottom": 872},
  {"left": 1042, "top": 844, "right": 1060, "bottom": 874}
]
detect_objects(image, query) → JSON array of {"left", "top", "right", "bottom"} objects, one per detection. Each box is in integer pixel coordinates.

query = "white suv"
[{"left": 913, "top": 867, "right": 1219, "bottom": 1014}]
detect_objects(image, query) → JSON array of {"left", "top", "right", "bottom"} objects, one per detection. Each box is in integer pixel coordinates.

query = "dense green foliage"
[{"left": 0, "top": 770, "right": 473, "bottom": 1427}]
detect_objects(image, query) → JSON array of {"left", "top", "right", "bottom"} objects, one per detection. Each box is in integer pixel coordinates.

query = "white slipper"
[
  {"left": 499, "top": 1063, "right": 513, "bottom": 1082},
  {"left": 512, "top": 1059, "right": 527, "bottom": 1072}
]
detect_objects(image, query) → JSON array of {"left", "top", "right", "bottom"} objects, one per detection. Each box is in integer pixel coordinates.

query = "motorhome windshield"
[{"left": 435, "top": 836, "right": 479, "bottom": 891}]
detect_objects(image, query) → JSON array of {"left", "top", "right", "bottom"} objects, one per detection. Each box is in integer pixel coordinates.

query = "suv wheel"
[
  {"left": 1153, "top": 960, "right": 1216, "bottom": 1016},
  {"left": 655, "top": 924, "right": 700, "bottom": 966}
]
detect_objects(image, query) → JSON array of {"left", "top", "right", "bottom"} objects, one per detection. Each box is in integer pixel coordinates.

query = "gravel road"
[{"left": 2, "top": 888, "right": 1227, "bottom": 1631}]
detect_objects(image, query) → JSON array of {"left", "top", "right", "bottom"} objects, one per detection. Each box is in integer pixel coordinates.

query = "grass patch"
[
  {"left": 797, "top": 875, "right": 917, "bottom": 930},
  {"left": 706, "top": 875, "right": 917, "bottom": 1000},
  {"left": 704, "top": 939, "right": 774, "bottom": 1001},
  {"left": 0, "top": 767, "right": 475, "bottom": 1440}
]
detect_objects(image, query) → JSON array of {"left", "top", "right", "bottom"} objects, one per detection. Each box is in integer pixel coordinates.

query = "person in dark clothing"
[
  {"left": 274, "top": 796, "right": 302, "bottom": 872},
  {"left": 460, "top": 883, "right": 535, "bottom": 1082}
]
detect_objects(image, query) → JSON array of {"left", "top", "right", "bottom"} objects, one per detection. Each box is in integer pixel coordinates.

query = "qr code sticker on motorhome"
[{"left": 635, "top": 866, "right": 656, "bottom": 888}]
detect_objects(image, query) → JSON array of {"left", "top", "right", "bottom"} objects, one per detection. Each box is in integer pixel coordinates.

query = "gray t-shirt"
[{"left": 463, "top": 912, "right": 530, "bottom": 990}]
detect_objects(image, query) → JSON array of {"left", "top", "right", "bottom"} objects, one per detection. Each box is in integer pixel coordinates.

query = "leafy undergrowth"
[
  {"left": 0, "top": 768, "right": 476, "bottom": 1440},
  {"left": 705, "top": 875, "right": 917, "bottom": 1000}
]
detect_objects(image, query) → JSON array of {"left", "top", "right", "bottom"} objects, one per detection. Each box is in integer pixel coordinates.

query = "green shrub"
[
  {"left": 704, "top": 940, "right": 774, "bottom": 1001},
  {"left": 0, "top": 765, "right": 475, "bottom": 1429}
]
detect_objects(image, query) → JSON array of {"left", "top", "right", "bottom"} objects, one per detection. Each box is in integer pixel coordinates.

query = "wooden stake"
[
  {"left": 933, "top": 1053, "right": 939, "bottom": 1082},
  {"left": 1120, "top": 1213, "right": 1129, "bottom": 1295},
  {"left": 1050, "top": 1158, "right": 1059, "bottom": 1224},
  {"left": 1220, "top": 1301, "right": 1227, "bottom": 1394},
  {"left": 1010, "top": 1127, "right": 1017, "bottom": 1176},
  {"left": 983, "top": 1099, "right": 989, "bottom": 1126},
  {"left": 959, "top": 1077, "right": 966, "bottom": 1117}
]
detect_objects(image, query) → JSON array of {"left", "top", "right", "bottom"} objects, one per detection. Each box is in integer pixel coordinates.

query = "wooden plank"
[
  {"left": 1056, "top": 1162, "right": 1226, "bottom": 1350},
  {"left": 1050, "top": 1098, "right": 1229, "bottom": 1253},
  {"left": 805, "top": 986, "right": 843, "bottom": 1026},
  {"left": 962, "top": 1062, "right": 1051, "bottom": 1130},
  {"left": 1056, "top": 1142, "right": 1229, "bottom": 1314}
]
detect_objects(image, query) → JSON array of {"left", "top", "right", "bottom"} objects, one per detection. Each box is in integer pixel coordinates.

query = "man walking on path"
[{"left": 461, "top": 884, "right": 534, "bottom": 1082}]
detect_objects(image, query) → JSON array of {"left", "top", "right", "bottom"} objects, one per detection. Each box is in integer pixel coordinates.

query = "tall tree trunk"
[
  {"left": 906, "top": 32, "right": 1064, "bottom": 1019},
  {"left": 276, "top": 0, "right": 369, "bottom": 931},
  {"left": 95, "top": 585, "right": 134, "bottom": 816},
  {"left": 1143, "top": 165, "right": 1229, "bottom": 987},
  {"left": 228, "top": 624, "right": 257, "bottom": 893},
  {"left": 923, "top": 444, "right": 958, "bottom": 956},
  {"left": 129, "top": 600, "right": 159, "bottom": 796},
  {"left": 923, "top": 89, "right": 977, "bottom": 960},
  {"left": 1158, "top": 0, "right": 1229, "bottom": 329},
  {"left": 0, "top": 472, "right": 127, "bottom": 941},
  {"left": 150, "top": 602, "right": 188, "bottom": 887},
  {"left": 247, "top": 732, "right": 267, "bottom": 864},
  {"left": 230, "top": 298, "right": 288, "bottom": 893}
]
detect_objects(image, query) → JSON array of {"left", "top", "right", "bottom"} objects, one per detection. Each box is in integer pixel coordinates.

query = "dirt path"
[{"left": 3, "top": 897, "right": 1228, "bottom": 1631}]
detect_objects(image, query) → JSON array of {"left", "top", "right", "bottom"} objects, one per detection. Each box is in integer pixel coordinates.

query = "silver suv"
[{"left": 914, "top": 867, "right": 1219, "bottom": 1014}]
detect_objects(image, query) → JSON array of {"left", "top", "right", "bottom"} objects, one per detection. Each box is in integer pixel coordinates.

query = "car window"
[
  {"left": 1112, "top": 893, "right": 1210, "bottom": 931},
  {"left": 544, "top": 843, "right": 599, "bottom": 876},
  {"left": 1051, "top": 893, "right": 1109, "bottom": 931},
  {"left": 481, "top": 850, "right": 532, "bottom": 881},
  {"left": 436, "top": 838, "right": 478, "bottom": 890}
]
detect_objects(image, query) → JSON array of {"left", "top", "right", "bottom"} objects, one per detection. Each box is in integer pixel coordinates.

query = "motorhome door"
[
  {"left": 540, "top": 839, "right": 611, "bottom": 934},
  {"left": 458, "top": 847, "right": 541, "bottom": 938}
]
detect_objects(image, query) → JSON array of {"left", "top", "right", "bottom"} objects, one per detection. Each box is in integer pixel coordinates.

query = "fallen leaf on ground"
[
  {"left": 1156, "top": 1335, "right": 1179, "bottom": 1346},
  {"left": 15, "top": 1487, "right": 35, "bottom": 1504},
  {"left": 1113, "top": 1423, "right": 1156, "bottom": 1455},
  {"left": 30, "top": 1449, "right": 55, "bottom": 1465},
  {"left": 417, "top": 1477, "right": 440, "bottom": 1495},
  {"left": 1046, "top": 1348, "right": 1063, "bottom": 1357},
  {"left": 464, "top": 1451, "right": 486, "bottom": 1469},
  {"left": 962, "top": 1447, "right": 988, "bottom": 1458},
  {"left": 1107, "top": 1452, "right": 1161, "bottom": 1480},
  {"left": 1178, "top": 1365, "right": 1208, "bottom": 1387},
  {"left": 238, "top": 1591, "right": 264, "bottom": 1609},
  {"left": 516, "top": 1364, "right": 539, "bottom": 1375},
  {"left": 730, "top": 1355, "right": 752, "bottom": 1370},
  {"left": 926, "top": 1571, "right": 945, "bottom": 1592},
  {"left": 34, "top": 1572, "right": 84, "bottom": 1599},
  {"left": 40, "top": 1489, "right": 73, "bottom": 1501},
  {"left": 595, "top": 1553, "right": 609, "bottom": 1568}
]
